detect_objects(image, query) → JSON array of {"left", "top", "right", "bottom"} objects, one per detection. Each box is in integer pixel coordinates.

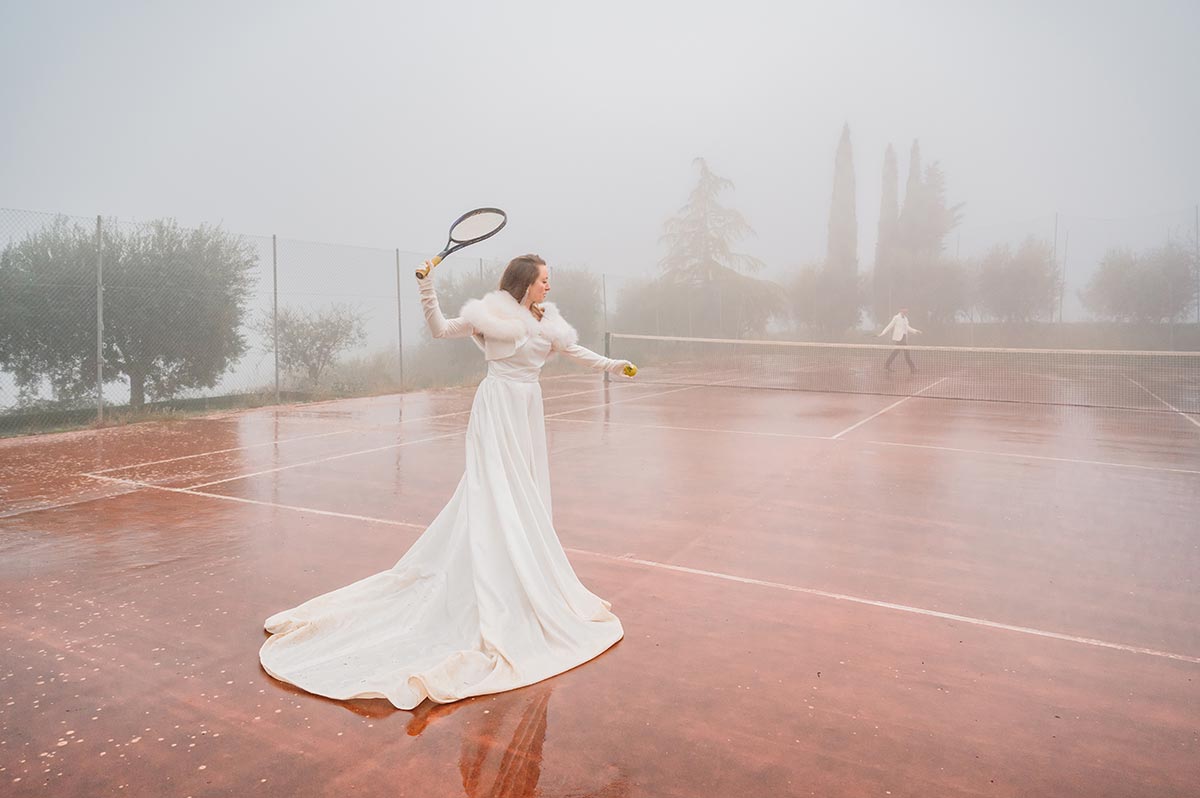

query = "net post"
[
  {"left": 396, "top": 248, "right": 404, "bottom": 390},
  {"left": 95, "top": 215, "right": 104, "bottom": 425},
  {"left": 604, "top": 332, "right": 611, "bottom": 384},
  {"left": 272, "top": 234, "right": 280, "bottom": 405},
  {"left": 601, "top": 273, "right": 609, "bottom": 331}
]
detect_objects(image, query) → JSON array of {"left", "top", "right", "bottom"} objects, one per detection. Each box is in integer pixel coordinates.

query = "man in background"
[{"left": 878, "top": 307, "right": 921, "bottom": 373}]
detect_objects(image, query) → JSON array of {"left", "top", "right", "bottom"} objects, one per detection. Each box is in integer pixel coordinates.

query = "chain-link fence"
[
  {"left": 0, "top": 208, "right": 579, "bottom": 435},
  {"left": 2, "top": 205, "right": 1198, "bottom": 436},
  {"left": 0, "top": 209, "right": 463, "bottom": 435}
]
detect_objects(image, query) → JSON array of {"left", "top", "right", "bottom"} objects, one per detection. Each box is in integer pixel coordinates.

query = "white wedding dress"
[{"left": 259, "top": 280, "right": 626, "bottom": 709}]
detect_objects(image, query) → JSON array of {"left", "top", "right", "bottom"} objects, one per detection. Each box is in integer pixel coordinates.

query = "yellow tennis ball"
[{"left": 623, "top": 363, "right": 638, "bottom": 377}]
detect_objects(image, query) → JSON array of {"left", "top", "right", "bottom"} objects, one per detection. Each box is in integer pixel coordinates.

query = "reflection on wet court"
[{"left": 2, "top": 368, "right": 1198, "bottom": 796}]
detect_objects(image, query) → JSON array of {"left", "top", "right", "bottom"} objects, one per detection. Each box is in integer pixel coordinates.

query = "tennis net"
[{"left": 605, "top": 333, "right": 1200, "bottom": 415}]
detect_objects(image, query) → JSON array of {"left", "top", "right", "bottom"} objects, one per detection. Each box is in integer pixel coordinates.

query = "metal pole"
[
  {"left": 1051, "top": 212, "right": 1058, "bottom": 326},
  {"left": 717, "top": 282, "right": 724, "bottom": 336},
  {"left": 95, "top": 215, "right": 104, "bottom": 424},
  {"left": 1194, "top": 204, "right": 1199, "bottom": 324},
  {"left": 603, "top": 332, "right": 611, "bottom": 384},
  {"left": 1058, "top": 232, "right": 1069, "bottom": 324},
  {"left": 272, "top": 234, "right": 279, "bottom": 404},
  {"left": 395, "top": 248, "right": 404, "bottom": 389},
  {"left": 601, "top": 273, "right": 609, "bottom": 332}
]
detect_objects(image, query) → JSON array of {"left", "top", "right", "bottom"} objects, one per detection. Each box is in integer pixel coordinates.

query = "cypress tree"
[{"left": 873, "top": 143, "right": 899, "bottom": 322}]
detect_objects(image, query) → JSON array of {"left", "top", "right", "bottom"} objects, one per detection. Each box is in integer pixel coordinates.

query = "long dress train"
[{"left": 259, "top": 281, "right": 626, "bottom": 709}]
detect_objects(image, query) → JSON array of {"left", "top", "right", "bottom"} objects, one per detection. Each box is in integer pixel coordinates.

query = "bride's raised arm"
[{"left": 417, "top": 272, "right": 475, "bottom": 340}]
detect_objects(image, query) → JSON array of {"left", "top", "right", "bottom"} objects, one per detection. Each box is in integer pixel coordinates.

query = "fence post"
[
  {"left": 95, "top": 215, "right": 104, "bottom": 424},
  {"left": 272, "top": 234, "right": 280, "bottom": 404},
  {"left": 395, "top": 248, "right": 404, "bottom": 389},
  {"left": 601, "top": 273, "right": 609, "bottom": 332},
  {"left": 604, "top": 332, "right": 611, "bottom": 384},
  {"left": 717, "top": 281, "right": 724, "bottom": 336}
]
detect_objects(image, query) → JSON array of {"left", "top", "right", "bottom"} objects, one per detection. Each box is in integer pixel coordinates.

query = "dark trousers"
[{"left": 885, "top": 336, "right": 915, "bottom": 371}]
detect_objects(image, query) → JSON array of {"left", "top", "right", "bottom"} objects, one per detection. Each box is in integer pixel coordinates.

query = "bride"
[{"left": 259, "top": 254, "right": 634, "bottom": 709}]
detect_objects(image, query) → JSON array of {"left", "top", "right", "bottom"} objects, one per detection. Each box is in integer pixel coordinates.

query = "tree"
[
  {"left": 657, "top": 158, "right": 782, "bottom": 336},
  {"left": 659, "top": 157, "right": 764, "bottom": 282},
  {"left": 823, "top": 123, "right": 860, "bottom": 331},
  {"left": 827, "top": 124, "right": 858, "bottom": 276},
  {"left": 787, "top": 263, "right": 868, "bottom": 336},
  {"left": 1082, "top": 243, "right": 1197, "bottom": 323},
  {"left": 785, "top": 127, "right": 869, "bottom": 336},
  {"left": 0, "top": 218, "right": 97, "bottom": 406},
  {"left": 543, "top": 266, "right": 603, "bottom": 349},
  {"left": 258, "top": 304, "right": 367, "bottom": 388},
  {"left": 872, "top": 144, "right": 900, "bottom": 324},
  {"left": 0, "top": 217, "right": 257, "bottom": 409},
  {"left": 889, "top": 140, "right": 966, "bottom": 325},
  {"left": 977, "top": 238, "right": 1060, "bottom": 322},
  {"left": 907, "top": 258, "right": 970, "bottom": 324}
]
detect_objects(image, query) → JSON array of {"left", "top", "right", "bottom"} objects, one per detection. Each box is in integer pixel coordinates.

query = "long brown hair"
[{"left": 498, "top": 254, "right": 546, "bottom": 304}]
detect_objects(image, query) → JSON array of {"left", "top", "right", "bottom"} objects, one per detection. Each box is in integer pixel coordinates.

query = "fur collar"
[{"left": 459, "top": 290, "right": 578, "bottom": 349}]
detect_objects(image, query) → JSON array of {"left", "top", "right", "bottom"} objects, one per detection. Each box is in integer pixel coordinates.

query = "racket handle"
[
  {"left": 415, "top": 255, "right": 444, "bottom": 279},
  {"left": 622, "top": 363, "right": 638, "bottom": 377}
]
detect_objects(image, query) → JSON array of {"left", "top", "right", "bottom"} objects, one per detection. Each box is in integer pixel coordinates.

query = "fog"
[{"left": 2, "top": 0, "right": 1198, "bottom": 317}]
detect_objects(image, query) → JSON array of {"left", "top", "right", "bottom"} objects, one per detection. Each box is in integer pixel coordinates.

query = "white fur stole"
[{"left": 459, "top": 290, "right": 578, "bottom": 350}]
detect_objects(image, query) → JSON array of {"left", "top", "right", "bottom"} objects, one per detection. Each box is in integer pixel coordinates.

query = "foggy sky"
[{"left": 2, "top": 0, "right": 1198, "bottom": 309}]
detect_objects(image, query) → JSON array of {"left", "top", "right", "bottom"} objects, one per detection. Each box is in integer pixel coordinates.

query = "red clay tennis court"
[{"left": 2, "top": 354, "right": 1198, "bottom": 796}]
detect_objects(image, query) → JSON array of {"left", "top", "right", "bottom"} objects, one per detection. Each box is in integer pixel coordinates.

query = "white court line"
[
  {"left": 89, "top": 428, "right": 360, "bottom": 474},
  {"left": 544, "top": 384, "right": 710, "bottom": 419},
  {"left": 867, "top": 440, "right": 1200, "bottom": 476},
  {"left": 182, "top": 384, "right": 695, "bottom": 490},
  {"left": 69, "top": 471, "right": 1200, "bottom": 667},
  {"left": 0, "top": 489, "right": 143, "bottom": 519},
  {"left": 547, "top": 417, "right": 1200, "bottom": 475},
  {"left": 181, "top": 429, "right": 466, "bottom": 490},
  {"left": 83, "top": 474, "right": 427, "bottom": 529},
  {"left": 568, "top": 549, "right": 1200, "bottom": 666},
  {"left": 63, "top": 379, "right": 700, "bottom": 499},
  {"left": 92, "top": 381, "right": 630, "bottom": 477},
  {"left": 829, "top": 377, "right": 949, "bottom": 439},
  {"left": 548, "top": 416, "right": 832, "bottom": 441},
  {"left": 1126, "top": 377, "right": 1200, "bottom": 431},
  {"left": 541, "top": 380, "right": 642, "bottom": 403}
]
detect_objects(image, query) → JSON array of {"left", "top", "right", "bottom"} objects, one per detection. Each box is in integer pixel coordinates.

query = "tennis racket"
[{"left": 415, "top": 208, "right": 508, "bottom": 279}]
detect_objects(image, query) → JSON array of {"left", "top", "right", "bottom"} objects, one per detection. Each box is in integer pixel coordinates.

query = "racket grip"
[
  {"left": 415, "top": 255, "right": 444, "bottom": 279},
  {"left": 622, "top": 363, "right": 638, "bottom": 377}
]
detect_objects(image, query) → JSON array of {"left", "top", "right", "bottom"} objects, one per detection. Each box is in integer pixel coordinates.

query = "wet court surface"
[{"left": 2, "top": 374, "right": 1199, "bottom": 796}]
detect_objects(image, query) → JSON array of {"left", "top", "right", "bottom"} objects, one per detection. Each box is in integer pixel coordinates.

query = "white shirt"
[{"left": 879, "top": 313, "right": 920, "bottom": 342}]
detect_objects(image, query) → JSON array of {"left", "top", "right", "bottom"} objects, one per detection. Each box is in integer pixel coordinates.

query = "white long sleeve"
[
  {"left": 556, "top": 342, "right": 626, "bottom": 373},
  {"left": 878, "top": 317, "right": 896, "bottom": 338},
  {"left": 418, "top": 277, "right": 475, "bottom": 339}
]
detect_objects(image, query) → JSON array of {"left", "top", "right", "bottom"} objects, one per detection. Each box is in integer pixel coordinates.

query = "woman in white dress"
[{"left": 260, "top": 254, "right": 634, "bottom": 709}]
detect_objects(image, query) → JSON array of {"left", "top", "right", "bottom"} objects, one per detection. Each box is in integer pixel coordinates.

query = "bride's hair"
[{"left": 499, "top": 254, "right": 546, "bottom": 303}]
